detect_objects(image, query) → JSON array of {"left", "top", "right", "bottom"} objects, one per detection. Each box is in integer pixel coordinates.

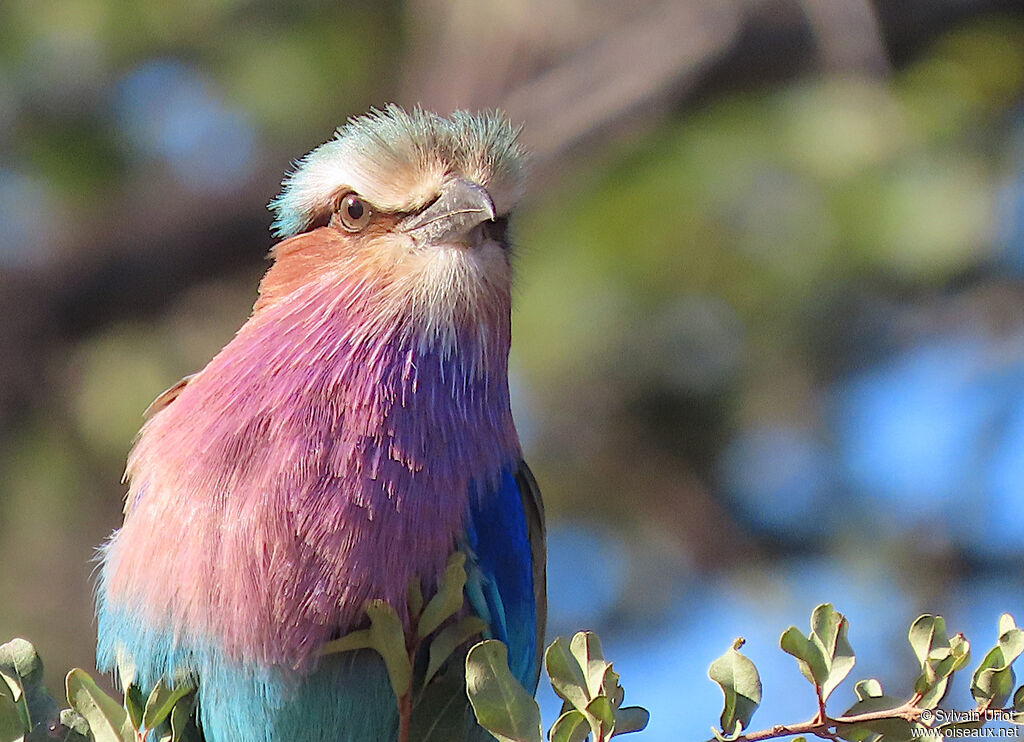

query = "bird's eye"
[{"left": 338, "top": 193, "right": 372, "bottom": 232}]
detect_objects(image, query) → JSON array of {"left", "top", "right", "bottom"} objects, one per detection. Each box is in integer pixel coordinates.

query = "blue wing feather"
[{"left": 464, "top": 468, "right": 539, "bottom": 688}]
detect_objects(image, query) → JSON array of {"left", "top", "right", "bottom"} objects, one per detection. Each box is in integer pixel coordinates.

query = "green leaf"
[
  {"left": 1000, "top": 614, "right": 1017, "bottom": 637},
  {"left": 780, "top": 606, "right": 856, "bottom": 703},
  {"left": 1013, "top": 684, "right": 1024, "bottom": 713},
  {"left": 365, "top": 601, "right": 412, "bottom": 698},
  {"left": 780, "top": 627, "right": 828, "bottom": 687},
  {"left": 837, "top": 695, "right": 911, "bottom": 740},
  {"left": 972, "top": 648, "right": 1014, "bottom": 706},
  {"left": 545, "top": 638, "right": 590, "bottom": 711},
  {"left": 407, "top": 579, "right": 425, "bottom": 620},
  {"left": 320, "top": 629, "right": 373, "bottom": 656},
  {"left": 0, "top": 671, "right": 24, "bottom": 719},
  {"left": 466, "top": 640, "right": 542, "bottom": 742},
  {"left": 65, "top": 668, "right": 133, "bottom": 742},
  {"left": 569, "top": 632, "right": 609, "bottom": 701},
  {"left": 710, "top": 720, "right": 743, "bottom": 742},
  {"left": 612, "top": 706, "right": 650, "bottom": 736},
  {"left": 840, "top": 694, "right": 903, "bottom": 717},
  {"left": 601, "top": 666, "right": 624, "bottom": 709},
  {"left": 548, "top": 709, "right": 588, "bottom": 742},
  {"left": 410, "top": 667, "right": 469, "bottom": 742},
  {"left": 853, "top": 679, "right": 883, "bottom": 700},
  {"left": 941, "top": 634, "right": 971, "bottom": 675},
  {"left": 0, "top": 676, "right": 18, "bottom": 711},
  {"left": 114, "top": 651, "right": 135, "bottom": 691},
  {"left": 585, "top": 696, "right": 615, "bottom": 740},
  {"left": 59, "top": 708, "right": 92, "bottom": 742},
  {"left": 809, "top": 604, "right": 856, "bottom": 702},
  {"left": 168, "top": 693, "right": 197, "bottom": 742},
  {"left": 425, "top": 617, "right": 486, "bottom": 686},
  {"left": 0, "top": 641, "right": 42, "bottom": 693},
  {"left": 999, "top": 625, "right": 1024, "bottom": 665},
  {"left": 908, "top": 616, "right": 969, "bottom": 709},
  {"left": 0, "top": 692, "right": 25, "bottom": 742},
  {"left": 708, "top": 638, "right": 762, "bottom": 734},
  {"left": 909, "top": 616, "right": 946, "bottom": 666},
  {"left": 920, "top": 635, "right": 970, "bottom": 711},
  {"left": 971, "top": 617, "right": 1024, "bottom": 707},
  {"left": 123, "top": 684, "right": 144, "bottom": 732},
  {"left": 142, "top": 680, "right": 194, "bottom": 731},
  {"left": 419, "top": 553, "right": 469, "bottom": 638},
  {"left": 918, "top": 677, "right": 947, "bottom": 710},
  {"left": 0, "top": 669, "right": 27, "bottom": 735}
]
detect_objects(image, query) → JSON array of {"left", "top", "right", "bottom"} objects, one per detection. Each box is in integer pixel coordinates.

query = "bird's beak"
[{"left": 401, "top": 178, "right": 497, "bottom": 246}]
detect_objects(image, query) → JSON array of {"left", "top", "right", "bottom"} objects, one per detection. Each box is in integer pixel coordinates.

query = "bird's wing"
[
  {"left": 122, "top": 374, "right": 196, "bottom": 516},
  {"left": 515, "top": 459, "right": 546, "bottom": 681},
  {"left": 143, "top": 374, "right": 196, "bottom": 418},
  {"left": 463, "top": 460, "right": 546, "bottom": 690}
]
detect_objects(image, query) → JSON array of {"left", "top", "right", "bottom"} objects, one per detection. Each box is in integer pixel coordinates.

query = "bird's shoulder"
[{"left": 142, "top": 374, "right": 196, "bottom": 419}]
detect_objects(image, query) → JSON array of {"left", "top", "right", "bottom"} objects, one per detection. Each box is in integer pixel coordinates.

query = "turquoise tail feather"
[
  {"left": 197, "top": 650, "right": 397, "bottom": 742},
  {"left": 97, "top": 601, "right": 397, "bottom": 742}
]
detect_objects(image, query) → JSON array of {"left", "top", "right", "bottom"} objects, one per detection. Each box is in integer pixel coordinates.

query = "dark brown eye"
[{"left": 338, "top": 193, "right": 372, "bottom": 232}]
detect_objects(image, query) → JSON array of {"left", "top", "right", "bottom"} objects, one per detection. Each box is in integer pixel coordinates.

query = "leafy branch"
[
  {"left": 0, "top": 554, "right": 649, "bottom": 742},
  {"left": 706, "top": 604, "right": 1024, "bottom": 742},
  {"left": 465, "top": 631, "right": 649, "bottom": 742},
  {"left": 319, "top": 551, "right": 650, "bottom": 742},
  {"left": 318, "top": 552, "right": 486, "bottom": 742}
]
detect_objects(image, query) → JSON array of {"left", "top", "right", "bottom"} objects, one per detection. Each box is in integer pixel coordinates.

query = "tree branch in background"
[{"left": 0, "top": 0, "right": 1016, "bottom": 422}]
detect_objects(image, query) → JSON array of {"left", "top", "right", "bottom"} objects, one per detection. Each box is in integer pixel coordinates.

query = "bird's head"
[{"left": 260, "top": 106, "right": 526, "bottom": 357}]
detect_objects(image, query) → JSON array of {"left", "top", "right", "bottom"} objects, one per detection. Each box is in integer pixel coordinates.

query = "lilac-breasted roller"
[{"left": 96, "top": 106, "right": 546, "bottom": 742}]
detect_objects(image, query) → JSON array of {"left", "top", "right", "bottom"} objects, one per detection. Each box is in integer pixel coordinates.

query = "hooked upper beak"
[{"left": 401, "top": 178, "right": 497, "bottom": 246}]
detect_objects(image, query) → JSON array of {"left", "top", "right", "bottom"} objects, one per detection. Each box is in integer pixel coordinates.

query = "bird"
[{"left": 95, "top": 105, "right": 546, "bottom": 742}]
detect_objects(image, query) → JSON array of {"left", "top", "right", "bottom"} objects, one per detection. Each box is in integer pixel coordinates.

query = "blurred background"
[{"left": 2, "top": 0, "right": 1024, "bottom": 738}]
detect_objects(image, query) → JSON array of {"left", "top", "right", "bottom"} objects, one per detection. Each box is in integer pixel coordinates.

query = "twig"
[
  {"left": 397, "top": 692, "right": 412, "bottom": 742},
  {"left": 707, "top": 702, "right": 930, "bottom": 742}
]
